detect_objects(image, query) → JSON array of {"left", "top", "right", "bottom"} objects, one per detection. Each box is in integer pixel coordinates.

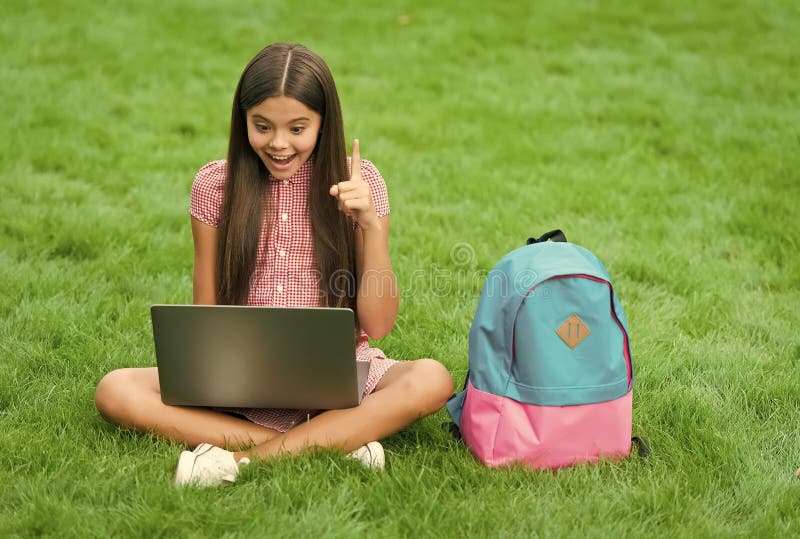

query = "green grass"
[{"left": 2, "top": 0, "right": 799, "bottom": 536}]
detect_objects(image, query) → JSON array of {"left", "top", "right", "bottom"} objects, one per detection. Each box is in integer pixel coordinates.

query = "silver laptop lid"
[{"left": 152, "top": 305, "right": 365, "bottom": 410}]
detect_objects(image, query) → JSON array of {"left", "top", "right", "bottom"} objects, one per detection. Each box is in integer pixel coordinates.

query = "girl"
[{"left": 94, "top": 43, "right": 454, "bottom": 486}]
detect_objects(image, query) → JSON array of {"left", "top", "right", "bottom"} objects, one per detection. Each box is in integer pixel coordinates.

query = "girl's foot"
[
  {"left": 174, "top": 440, "right": 385, "bottom": 486},
  {"left": 348, "top": 441, "right": 385, "bottom": 470},
  {"left": 174, "top": 443, "right": 249, "bottom": 487}
]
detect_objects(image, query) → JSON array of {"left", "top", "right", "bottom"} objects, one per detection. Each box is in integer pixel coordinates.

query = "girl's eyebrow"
[{"left": 250, "top": 114, "right": 311, "bottom": 123}]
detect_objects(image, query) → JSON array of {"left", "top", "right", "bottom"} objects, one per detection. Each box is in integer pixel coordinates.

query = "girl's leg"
[
  {"left": 235, "top": 358, "right": 453, "bottom": 461},
  {"left": 94, "top": 367, "right": 280, "bottom": 449}
]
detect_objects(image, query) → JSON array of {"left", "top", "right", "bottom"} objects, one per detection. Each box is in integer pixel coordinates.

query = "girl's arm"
[
  {"left": 191, "top": 216, "right": 218, "bottom": 305},
  {"left": 329, "top": 140, "right": 398, "bottom": 339},
  {"left": 354, "top": 214, "right": 398, "bottom": 339}
]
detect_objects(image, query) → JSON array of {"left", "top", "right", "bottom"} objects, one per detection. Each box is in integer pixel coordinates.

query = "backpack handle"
[{"left": 526, "top": 229, "right": 567, "bottom": 245}]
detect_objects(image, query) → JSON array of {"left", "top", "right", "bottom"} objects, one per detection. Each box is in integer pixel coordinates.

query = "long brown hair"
[{"left": 216, "top": 43, "right": 357, "bottom": 319}]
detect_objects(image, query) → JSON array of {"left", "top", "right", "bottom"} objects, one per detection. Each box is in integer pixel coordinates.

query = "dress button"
[
  {"left": 281, "top": 213, "right": 288, "bottom": 221},
  {"left": 283, "top": 180, "right": 289, "bottom": 185},
  {"left": 276, "top": 284, "right": 283, "bottom": 293},
  {"left": 279, "top": 250, "right": 286, "bottom": 257}
]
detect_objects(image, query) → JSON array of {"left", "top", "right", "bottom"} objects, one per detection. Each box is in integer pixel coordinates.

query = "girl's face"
[{"left": 246, "top": 95, "right": 322, "bottom": 180}]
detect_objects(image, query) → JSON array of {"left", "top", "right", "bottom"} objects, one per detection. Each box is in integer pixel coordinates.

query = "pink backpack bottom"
[{"left": 460, "top": 381, "right": 633, "bottom": 469}]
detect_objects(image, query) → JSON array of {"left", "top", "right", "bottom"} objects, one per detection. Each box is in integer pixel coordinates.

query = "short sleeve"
[
  {"left": 356, "top": 159, "right": 390, "bottom": 229},
  {"left": 190, "top": 160, "right": 227, "bottom": 227}
]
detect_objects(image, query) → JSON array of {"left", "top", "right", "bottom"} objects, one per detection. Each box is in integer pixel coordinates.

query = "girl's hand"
[{"left": 329, "top": 139, "right": 380, "bottom": 231}]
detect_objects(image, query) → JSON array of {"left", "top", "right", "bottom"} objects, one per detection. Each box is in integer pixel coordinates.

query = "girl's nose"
[{"left": 268, "top": 132, "right": 288, "bottom": 150}]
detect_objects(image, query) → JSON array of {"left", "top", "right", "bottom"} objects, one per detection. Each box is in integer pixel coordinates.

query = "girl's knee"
[
  {"left": 94, "top": 369, "right": 127, "bottom": 421},
  {"left": 418, "top": 358, "right": 454, "bottom": 397},
  {"left": 94, "top": 368, "right": 154, "bottom": 424},
  {"left": 408, "top": 358, "right": 454, "bottom": 415}
]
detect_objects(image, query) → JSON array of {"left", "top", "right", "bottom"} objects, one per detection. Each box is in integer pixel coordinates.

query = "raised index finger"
[{"left": 350, "top": 138, "right": 362, "bottom": 181}]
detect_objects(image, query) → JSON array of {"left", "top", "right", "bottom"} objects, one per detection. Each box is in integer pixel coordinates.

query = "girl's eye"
[
  {"left": 256, "top": 124, "right": 270, "bottom": 132},
  {"left": 290, "top": 126, "right": 305, "bottom": 134}
]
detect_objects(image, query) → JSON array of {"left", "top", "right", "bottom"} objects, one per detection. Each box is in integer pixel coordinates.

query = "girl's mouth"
[{"left": 267, "top": 153, "right": 296, "bottom": 170}]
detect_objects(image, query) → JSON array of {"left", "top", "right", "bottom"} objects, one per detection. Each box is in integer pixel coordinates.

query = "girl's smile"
[{"left": 246, "top": 95, "right": 322, "bottom": 180}]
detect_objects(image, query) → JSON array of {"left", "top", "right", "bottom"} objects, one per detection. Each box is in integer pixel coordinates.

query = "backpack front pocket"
[{"left": 509, "top": 275, "right": 631, "bottom": 406}]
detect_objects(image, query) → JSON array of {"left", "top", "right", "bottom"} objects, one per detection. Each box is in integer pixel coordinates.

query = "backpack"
[{"left": 446, "top": 230, "right": 637, "bottom": 469}]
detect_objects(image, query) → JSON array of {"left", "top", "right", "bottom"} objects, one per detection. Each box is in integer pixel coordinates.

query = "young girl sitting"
[{"left": 94, "top": 43, "right": 454, "bottom": 486}]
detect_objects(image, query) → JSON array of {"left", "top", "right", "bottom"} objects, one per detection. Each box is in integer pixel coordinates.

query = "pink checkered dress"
[{"left": 190, "top": 156, "right": 397, "bottom": 432}]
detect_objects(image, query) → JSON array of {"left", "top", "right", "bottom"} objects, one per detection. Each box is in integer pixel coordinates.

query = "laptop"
[{"left": 151, "top": 304, "right": 368, "bottom": 410}]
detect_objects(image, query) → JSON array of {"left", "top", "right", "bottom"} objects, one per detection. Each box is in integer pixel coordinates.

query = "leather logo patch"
[{"left": 556, "top": 314, "right": 590, "bottom": 349}]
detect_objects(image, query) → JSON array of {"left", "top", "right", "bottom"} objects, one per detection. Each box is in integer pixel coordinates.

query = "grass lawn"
[{"left": 1, "top": 0, "right": 799, "bottom": 536}]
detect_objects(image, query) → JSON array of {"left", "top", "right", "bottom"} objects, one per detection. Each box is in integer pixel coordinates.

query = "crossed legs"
[{"left": 94, "top": 359, "right": 453, "bottom": 462}]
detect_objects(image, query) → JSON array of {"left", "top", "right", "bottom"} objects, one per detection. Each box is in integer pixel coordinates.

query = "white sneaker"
[
  {"left": 174, "top": 443, "right": 250, "bottom": 487},
  {"left": 347, "top": 441, "right": 385, "bottom": 470}
]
